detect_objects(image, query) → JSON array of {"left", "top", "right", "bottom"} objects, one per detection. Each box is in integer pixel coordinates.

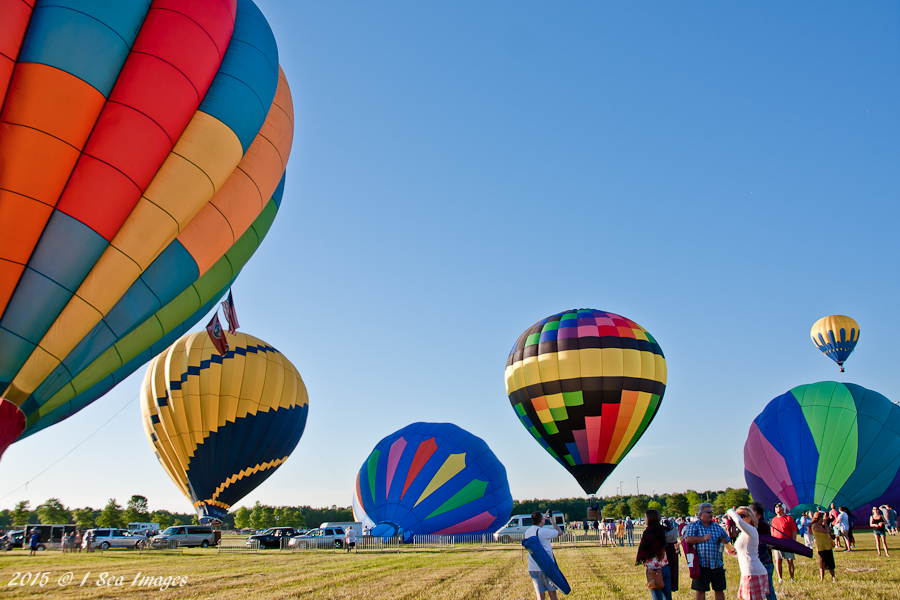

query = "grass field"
[{"left": 0, "top": 535, "right": 897, "bottom": 599}]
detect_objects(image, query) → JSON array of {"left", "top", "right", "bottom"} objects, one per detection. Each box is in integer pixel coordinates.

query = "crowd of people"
[
  {"left": 525, "top": 501, "right": 897, "bottom": 600},
  {"left": 574, "top": 517, "right": 638, "bottom": 547}
]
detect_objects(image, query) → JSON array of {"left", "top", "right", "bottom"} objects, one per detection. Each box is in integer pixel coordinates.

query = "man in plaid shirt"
[{"left": 684, "top": 502, "right": 735, "bottom": 600}]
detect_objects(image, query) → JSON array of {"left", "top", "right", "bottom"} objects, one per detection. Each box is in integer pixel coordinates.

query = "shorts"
[
  {"left": 738, "top": 574, "right": 768, "bottom": 600},
  {"left": 873, "top": 529, "right": 886, "bottom": 537},
  {"left": 772, "top": 549, "right": 795, "bottom": 560},
  {"left": 890, "top": 521, "right": 897, "bottom": 530},
  {"left": 691, "top": 566, "right": 727, "bottom": 592},
  {"left": 529, "top": 571, "right": 558, "bottom": 594},
  {"left": 348, "top": 542, "right": 356, "bottom": 547},
  {"left": 818, "top": 550, "right": 835, "bottom": 571}
]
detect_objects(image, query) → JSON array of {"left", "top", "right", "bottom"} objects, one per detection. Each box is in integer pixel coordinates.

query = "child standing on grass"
[{"left": 810, "top": 512, "right": 835, "bottom": 582}]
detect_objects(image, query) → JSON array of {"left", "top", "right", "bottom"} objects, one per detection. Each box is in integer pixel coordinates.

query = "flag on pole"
[
  {"left": 207, "top": 312, "right": 229, "bottom": 355},
  {"left": 221, "top": 290, "right": 240, "bottom": 334}
]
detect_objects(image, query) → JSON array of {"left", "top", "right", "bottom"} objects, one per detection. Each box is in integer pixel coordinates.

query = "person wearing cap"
[{"left": 770, "top": 503, "right": 798, "bottom": 582}]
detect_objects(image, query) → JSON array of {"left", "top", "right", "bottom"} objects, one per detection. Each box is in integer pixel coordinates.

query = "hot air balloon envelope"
[
  {"left": 505, "top": 309, "right": 667, "bottom": 495},
  {"left": 141, "top": 331, "right": 308, "bottom": 523},
  {"left": 744, "top": 382, "right": 900, "bottom": 523},
  {"left": 810, "top": 315, "right": 859, "bottom": 372},
  {"left": 0, "top": 0, "right": 294, "bottom": 442},
  {"left": 353, "top": 423, "right": 513, "bottom": 540}
]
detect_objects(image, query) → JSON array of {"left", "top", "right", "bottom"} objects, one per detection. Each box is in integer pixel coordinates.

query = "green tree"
[
  {"left": 279, "top": 507, "right": 305, "bottom": 529},
  {"left": 249, "top": 501, "right": 270, "bottom": 530},
  {"left": 648, "top": 500, "right": 663, "bottom": 512},
  {"left": 724, "top": 488, "right": 751, "bottom": 508},
  {"left": 712, "top": 493, "right": 728, "bottom": 516},
  {"left": 686, "top": 490, "right": 703, "bottom": 516},
  {"left": 151, "top": 511, "right": 172, "bottom": 529},
  {"left": 603, "top": 503, "right": 621, "bottom": 519},
  {"left": 36, "top": 498, "right": 71, "bottom": 524},
  {"left": 12, "top": 501, "right": 30, "bottom": 526},
  {"left": 233, "top": 506, "right": 251, "bottom": 529},
  {"left": 664, "top": 494, "right": 688, "bottom": 517},
  {"left": 123, "top": 495, "right": 150, "bottom": 525},
  {"left": 628, "top": 496, "right": 649, "bottom": 518},
  {"left": 172, "top": 518, "right": 182, "bottom": 526},
  {"left": 73, "top": 508, "right": 95, "bottom": 530},
  {"left": 97, "top": 498, "right": 124, "bottom": 528},
  {"left": 0, "top": 509, "right": 10, "bottom": 528}
]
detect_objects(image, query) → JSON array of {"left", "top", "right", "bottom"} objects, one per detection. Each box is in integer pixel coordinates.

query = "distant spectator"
[
  {"left": 797, "top": 511, "right": 814, "bottom": 548},
  {"left": 770, "top": 503, "right": 798, "bottom": 582},
  {"left": 29, "top": 531, "right": 39, "bottom": 556},
  {"left": 836, "top": 507, "right": 851, "bottom": 552},
  {"left": 870, "top": 506, "right": 891, "bottom": 557},
  {"left": 810, "top": 512, "right": 835, "bottom": 581},
  {"left": 345, "top": 527, "right": 356, "bottom": 553},
  {"left": 625, "top": 517, "right": 635, "bottom": 547}
]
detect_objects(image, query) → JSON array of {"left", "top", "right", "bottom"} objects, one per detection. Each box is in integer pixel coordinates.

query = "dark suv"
[{"left": 246, "top": 527, "right": 304, "bottom": 549}]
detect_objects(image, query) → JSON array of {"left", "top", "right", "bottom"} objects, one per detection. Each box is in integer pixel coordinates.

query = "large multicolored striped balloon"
[
  {"left": 0, "top": 0, "right": 293, "bottom": 440},
  {"left": 744, "top": 382, "right": 900, "bottom": 520},
  {"left": 505, "top": 309, "right": 667, "bottom": 495},
  {"left": 353, "top": 423, "right": 513, "bottom": 539},
  {"left": 141, "top": 331, "right": 308, "bottom": 524},
  {"left": 810, "top": 315, "right": 859, "bottom": 372}
]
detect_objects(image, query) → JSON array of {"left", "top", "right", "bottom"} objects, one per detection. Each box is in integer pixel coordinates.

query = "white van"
[
  {"left": 151, "top": 525, "right": 217, "bottom": 548},
  {"left": 493, "top": 512, "right": 566, "bottom": 542},
  {"left": 320, "top": 521, "right": 363, "bottom": 535}
]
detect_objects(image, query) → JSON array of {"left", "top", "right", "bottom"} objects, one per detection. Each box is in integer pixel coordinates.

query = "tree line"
[
  {"left": 0, "top": 487, "right": 750, "bottom": 531},
  {"left": 512, "top": 487, "right": 752, "bottom": 521},
  {"left": 0, "top": 496, "right": 353, "bottom": 531}
]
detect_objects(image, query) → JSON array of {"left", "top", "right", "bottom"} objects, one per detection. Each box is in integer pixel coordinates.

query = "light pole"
[
  {"left": 636, "top": 476, "right": 640, "bottom": 496},
  {"left": 620, "top": 481, "right": 623, "bottom": 497}
]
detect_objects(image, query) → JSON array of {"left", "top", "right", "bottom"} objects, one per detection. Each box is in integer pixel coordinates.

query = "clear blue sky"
[{"left": 2, "top": 1, "right": 899, "bottom": 514}]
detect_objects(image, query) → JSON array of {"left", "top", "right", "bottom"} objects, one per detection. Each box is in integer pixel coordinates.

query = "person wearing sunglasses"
[
  {"left": 727, "top": 507, "right": 768, "bottom": 600},
  {"left": 683, "top": 502, "right": 735, "bottom": 600}
]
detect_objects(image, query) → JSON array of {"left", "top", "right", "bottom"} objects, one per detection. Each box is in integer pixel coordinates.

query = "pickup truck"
[{"left": 246, "top": 527, "right": 304, "bottom": 549}]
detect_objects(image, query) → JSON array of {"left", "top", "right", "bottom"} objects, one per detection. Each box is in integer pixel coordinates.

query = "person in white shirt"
[
  {"left": 727, "top": 507, "right": 767, "bottom": 600},
  {"left": 837, "top": 507, "right": 852, "bottom": 552},
  {"left": 525, "top": 510, "right": 561, "bottom": 600},
  {"left": 344, "top": 527, "right": 356, "bottom": 553}
]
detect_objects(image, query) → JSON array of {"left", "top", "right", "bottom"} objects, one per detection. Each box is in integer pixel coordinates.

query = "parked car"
[
  {"left": 151, "top": 525, "right": 217, "bottom": 548},
  {"left": 245, "top": 527, "right": 305, "bottom": 549},
  {"left": 493, "top": 512, "right": 566, "bottom": 542},
  {"left": 289, "top": 527, "right": 346, "bottom": 549},
  {"left": 87, "top": 529, "right": 146, "bottom": 550},
  {"left": 6, "top": 531, "right": 24, "bottom": 548}
]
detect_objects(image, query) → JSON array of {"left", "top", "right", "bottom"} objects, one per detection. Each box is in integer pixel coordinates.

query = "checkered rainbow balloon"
[{"left": 505, "top": 309, "right": 667, "bottom": 495}]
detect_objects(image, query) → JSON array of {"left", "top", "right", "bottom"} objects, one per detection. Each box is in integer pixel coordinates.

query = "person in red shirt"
[{"left": 771, "top": 503, "right": 799, "bottom": 582}]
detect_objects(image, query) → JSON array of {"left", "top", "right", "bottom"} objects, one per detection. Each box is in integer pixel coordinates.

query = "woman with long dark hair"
[{"left": 635, "top": 509, "right": 671, "bottom": 600}]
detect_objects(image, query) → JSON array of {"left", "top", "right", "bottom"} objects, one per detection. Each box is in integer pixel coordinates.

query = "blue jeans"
[
  {"left": 764, "top": 562, "right": 776, "bottom": 600},
  {"left": 648, "top": 565, "right": 672, "bottom": 600},
  {"left": 627, "top": 530, "right": 634, "bottom": 546}
]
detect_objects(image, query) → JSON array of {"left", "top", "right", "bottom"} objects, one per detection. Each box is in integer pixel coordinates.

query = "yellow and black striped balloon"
[
  {"left": 505, "top": 309, "right": 666, "bottom": 495},
  {"left": 141, "top": 330, "right": 308, "bottom": 523}
]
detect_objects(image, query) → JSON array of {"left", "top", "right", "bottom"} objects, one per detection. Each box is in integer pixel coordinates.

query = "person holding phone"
[{"left": 525, "top": 510, "right": 562, "bottom": 600}]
